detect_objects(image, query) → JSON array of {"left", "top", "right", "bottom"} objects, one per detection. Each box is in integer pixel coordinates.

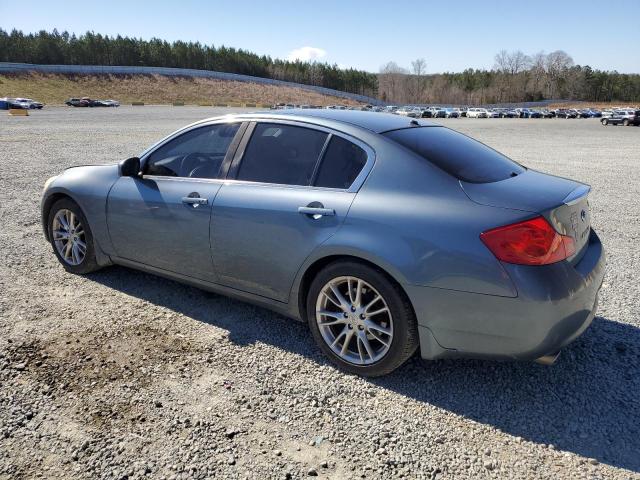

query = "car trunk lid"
[{"left": 461, "top": 169, "right": 592, "bottom": 263}]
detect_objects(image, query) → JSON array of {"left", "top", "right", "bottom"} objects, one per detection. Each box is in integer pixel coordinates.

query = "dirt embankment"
[{"left": 0, "top": 72, "right": 361, "bottom": 106}]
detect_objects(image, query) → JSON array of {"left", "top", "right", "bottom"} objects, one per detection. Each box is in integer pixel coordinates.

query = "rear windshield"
[{"left": 383, "top": 127, "right": 525, "bottom": 183}]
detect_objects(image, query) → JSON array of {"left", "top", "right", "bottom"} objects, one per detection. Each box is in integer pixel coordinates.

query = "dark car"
[
  {"left": 420, "top": 108, "right": 433, "bottom": 118},
  {"left": 601, "top": 110, "right": 640, "bottom": 126},
  {"left": 518, "top": 108, "right": 542, "bottom": 118},
  {"left": 65, "top": 97, "right": 90, "bottom": 107},
  {"left": 497, "top": 109, "right": 518, "bottom": 118},
  {"left": 555, "top": 109, "right": 577, "bottom": 119}
]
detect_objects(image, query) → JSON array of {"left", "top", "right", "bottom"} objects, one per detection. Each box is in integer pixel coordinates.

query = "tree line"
[
  {"left": 379, "top": 51, "right": 640, "bottom": 105},
  {"left": 0, "top": 29, "right": 379, "bottom": 98},
  {"left": 2, "top": 29, "right": 638, "bottom": 104}
]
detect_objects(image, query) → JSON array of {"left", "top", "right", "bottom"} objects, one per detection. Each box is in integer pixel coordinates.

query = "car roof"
[{"left": 229, "top": 109, "right": 439, "bottom": 133}]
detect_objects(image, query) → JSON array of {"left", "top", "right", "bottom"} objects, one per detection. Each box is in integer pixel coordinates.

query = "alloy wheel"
[
  {"left": 315, "top": 276, "right": 393, "bottom": 365},
  {"left": 52, "top": 209, "right": 87, "bottom": 266}
]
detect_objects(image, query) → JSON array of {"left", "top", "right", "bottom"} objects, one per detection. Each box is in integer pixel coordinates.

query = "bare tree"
[
  {"left": 545, "top": 50, "right": 574, "bottom": 97},
  {"left": 494, "top": 49, "right": 510, "bottom": 73},
  {"left": 379, "top": 61, "right": 407, "bottom": 75},
  {"left": 379, "top": 61, "right": 409, "bottom": 103},
  {"left": 411, "top": 58, "right": 427, "bottom": 76},
  {"left": 508, "top": 50, "right": 531, "bottom": 75},
  {"left": 530, "top": 51, "right": 546, "bottom": 94}
]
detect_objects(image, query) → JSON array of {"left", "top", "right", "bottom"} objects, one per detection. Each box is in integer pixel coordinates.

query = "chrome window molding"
[{"left": 138, "top": 117, "right": 376, "bottom": 194}]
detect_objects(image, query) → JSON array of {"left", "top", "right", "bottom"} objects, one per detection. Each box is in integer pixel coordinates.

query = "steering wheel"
[{"left": 179, "top": 152, "right": 208, "bottom": 178}]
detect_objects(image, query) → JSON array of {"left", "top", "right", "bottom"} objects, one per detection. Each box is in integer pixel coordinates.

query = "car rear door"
[
  {"left": 106, "top": 121, "right": 246, "bottom": 282},
  {"left": 210, "top": 121, "right": 373, "bottom": 302}
]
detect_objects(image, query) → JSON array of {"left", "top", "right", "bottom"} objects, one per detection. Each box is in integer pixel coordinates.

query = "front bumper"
[{"left": 407, "top": 230, "right": 605, "bottom": 361}]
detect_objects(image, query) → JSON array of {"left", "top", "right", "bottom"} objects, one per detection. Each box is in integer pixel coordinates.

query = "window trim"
[
  {"left": 226, "top": 119, "right": 375, "bottom": 193},
  {"left": 138, "top": 120, "right": 247, "bottom": 181}
]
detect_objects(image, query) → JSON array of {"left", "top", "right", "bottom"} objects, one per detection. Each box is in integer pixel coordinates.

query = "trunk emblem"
[
  {"left": 580, "top": 209, "right": 586, "bottom": 222},
  {"left": 570, "top": 212, "right": 578, "bottom": 234}
]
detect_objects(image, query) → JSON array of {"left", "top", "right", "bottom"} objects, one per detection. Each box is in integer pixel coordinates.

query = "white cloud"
[{"left": 287, "top": 46, "right": 327, "bottom": 62}]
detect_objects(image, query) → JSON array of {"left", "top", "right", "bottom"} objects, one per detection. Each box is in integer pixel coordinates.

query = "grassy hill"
[{"left": 0, "top": 72, "right": 361, "bottom": 106}]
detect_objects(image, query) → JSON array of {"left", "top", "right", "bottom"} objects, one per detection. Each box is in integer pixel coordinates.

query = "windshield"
[{"left": 383, "top": 127, "right": 525, "bottom": 183}]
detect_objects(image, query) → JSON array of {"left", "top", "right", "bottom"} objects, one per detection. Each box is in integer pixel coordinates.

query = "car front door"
[
  {"left": 211, "top": 121, "right": 373, "bottom": 302},
  {"left": 106, "top": 122, "right": 245, "bottom": 282}
]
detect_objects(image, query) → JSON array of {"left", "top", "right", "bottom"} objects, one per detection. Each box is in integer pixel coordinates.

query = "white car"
[
  {"left": 10, "top": 97, "right": 43, "bottom": 109},
  {"left": 486, "top": 109, "right": 500, "bottom": 118},
  {"left": 466, "top": 108, "right": 488, "bottom": 118}
]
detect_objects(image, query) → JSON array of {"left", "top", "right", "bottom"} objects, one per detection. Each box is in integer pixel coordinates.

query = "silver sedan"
[{"left": 41, "top": 110, "right": 605, "bottom": 376}]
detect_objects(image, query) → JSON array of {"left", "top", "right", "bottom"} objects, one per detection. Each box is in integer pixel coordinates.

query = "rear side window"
[
  {"left": 237, "top": 123, "right": 328, "bottom": 186},
  {"left": 314, "top": 136, "right": 368, "bottom": 189},
  {"left": 383, "top": 127, "right": 525, "bottom": 183}
]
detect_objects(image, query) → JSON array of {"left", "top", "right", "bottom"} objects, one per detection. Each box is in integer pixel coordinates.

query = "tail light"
[{"left": 480, "top": 216, "right": 575, "bottom": 266}]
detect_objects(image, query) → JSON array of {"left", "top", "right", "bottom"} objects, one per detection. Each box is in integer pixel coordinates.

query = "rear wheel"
[
  {"left": 623, "top": 119, "right": 630, "bottom": 127},
  {"left": 48, "top": 198, "right": 101, "bottom": 274},
  {"left": 307, "top": 261, "right": 418, "bottom": 377}
]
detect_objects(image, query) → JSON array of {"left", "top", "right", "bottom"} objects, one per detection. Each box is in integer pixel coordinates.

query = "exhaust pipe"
[{"left": 535, "top": 351, "right": 560, "bottom": 365}]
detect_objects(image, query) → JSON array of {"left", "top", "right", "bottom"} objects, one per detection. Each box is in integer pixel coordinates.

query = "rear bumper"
[{"left": 407, "top": 230, "right": 605, "bottom": 361}]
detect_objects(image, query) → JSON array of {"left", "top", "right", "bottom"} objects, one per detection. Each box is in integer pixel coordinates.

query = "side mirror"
[{"left": 120, "top": 156, "right": 141, "bottom": 177}]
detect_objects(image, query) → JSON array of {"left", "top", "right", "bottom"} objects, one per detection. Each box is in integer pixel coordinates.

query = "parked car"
[
  {"left": 555, "top": 109, "right": 577, "bottom": 119},
  {"left": 486, "top": 109, "right": 500, "bottom": 118},
  {"left": 601, "top": 110, "right": 640, "bottom": 126},
  {"left": 600, "top": 109, "right": 614, "bottom": 118},
  {"left": 444, "top": 108, "right": 459, "bottom": 118},
  {"left": 65, "top": 97, "right": 90, "bottom": 107},
  {"left": 528, "top": 109, "right": 543, "bottom": 119},
  {"left": 92, "top": 99, "right": 120, "bottom": 107},
  {"left": 539, "top": 109, "right": 554, "bottom": 118},
  {"left": 3, "top": 97, "right": 37, "bottom": 109},
  {"left": 40, "top": 110, "right": 605, "bottom": 376},
  {"left": 573, "top": 109, "right": 591, "bottom": 119},
  {"left": 418, "top": 107, "right": 433, "bottom": 118},
  {"left": 579, "top": 108, "right": 601, "bottom": 118},
  {"left": 428, "top": 107, "right": 447, "bottom": 118},
  {"left": 395, "top": 107, "right": 412, "bottom": 117},
  {"left": 14, "top": 97, "right": 43, "bottom": 109},
  {"left": 453, "top": 107, "right": 468, "bottom": 117},
  {"left": 466, "top": 108, "right": 488, "bottom": 118}
]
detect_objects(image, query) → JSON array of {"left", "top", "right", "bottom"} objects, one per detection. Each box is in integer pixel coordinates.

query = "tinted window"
[
  {"left": 314, "top": 136, "right": 368, "bottom": 189},
  {"left": 237, "top": 123, "right": 328, "bottom": 185},
  {"left": 384, "top": 127, "right": 525, "bottom": 183},
  {"left": 145, "top": 123, "right": 240, "bottom": 178}
]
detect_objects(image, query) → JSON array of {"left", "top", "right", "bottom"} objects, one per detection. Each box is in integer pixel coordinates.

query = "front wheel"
[
  {"left": 47, "top": 198, "right": 101, "bottom": 274},
  {"left": 307, "top": 261, "right": 419, "bottom": 377},
  {"left": 602, "top": 119, "right": 608, "bottom": 126},
  {"left": 623, "top": 119, "right": 630, "bottom": 127}
]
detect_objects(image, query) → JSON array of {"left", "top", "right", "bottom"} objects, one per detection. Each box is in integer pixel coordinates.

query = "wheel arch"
[
  {"left": 294, "top": 253, "right": 415, "bottom": 324},
  {"left": 41, "top": 191, "right": 79, "bottom": 241}
]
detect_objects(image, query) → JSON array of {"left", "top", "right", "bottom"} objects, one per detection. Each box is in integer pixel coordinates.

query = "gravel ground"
[{"left": 1, "top": 107, "right": 639, "bottom": 480}]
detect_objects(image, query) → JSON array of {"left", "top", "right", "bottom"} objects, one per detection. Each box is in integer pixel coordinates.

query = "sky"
[{"left": 1, "top": 0, "right": 639, "bottom": 73}]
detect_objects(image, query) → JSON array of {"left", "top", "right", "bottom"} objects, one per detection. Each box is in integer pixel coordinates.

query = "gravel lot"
[{"left": 1, "top": 107, "right": 639, "bottom": 479}]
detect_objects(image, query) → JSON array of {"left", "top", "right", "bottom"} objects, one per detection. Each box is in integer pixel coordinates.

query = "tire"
[
  {"left": 306, "top": 260, "right": 419, "bottom": 377},
  {"left": 623, "top": 119, "right": 630, "bottom": 127},
  {"left": 602, "top": 119, "right": 608, "bottom": 126},
  {"left": 47, "top": 198, "right": 101, "bottom": 274}
]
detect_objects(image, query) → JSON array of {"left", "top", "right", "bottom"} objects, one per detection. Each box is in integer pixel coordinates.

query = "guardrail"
[{"left": 0, "top": 62, "right": 384, "bottom": 106}]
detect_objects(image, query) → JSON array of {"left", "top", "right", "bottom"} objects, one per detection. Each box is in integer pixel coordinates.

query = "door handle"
[
  {"left": 182, "top": 196, "right": 208, "bottom": 206},
  {"left": 298, "top": 206, "right": 335, "bottom": 217}
]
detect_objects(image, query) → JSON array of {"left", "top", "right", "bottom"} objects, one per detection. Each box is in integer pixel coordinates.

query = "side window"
[
  {"left": 236, "top": 123, "right": 328, "bottom": 186},
  {"left": 314, "top": 136, "right": 368, "bottom": 189},
  {"left": 145, "top": 123, "right": 240, "bottom": 178}
]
